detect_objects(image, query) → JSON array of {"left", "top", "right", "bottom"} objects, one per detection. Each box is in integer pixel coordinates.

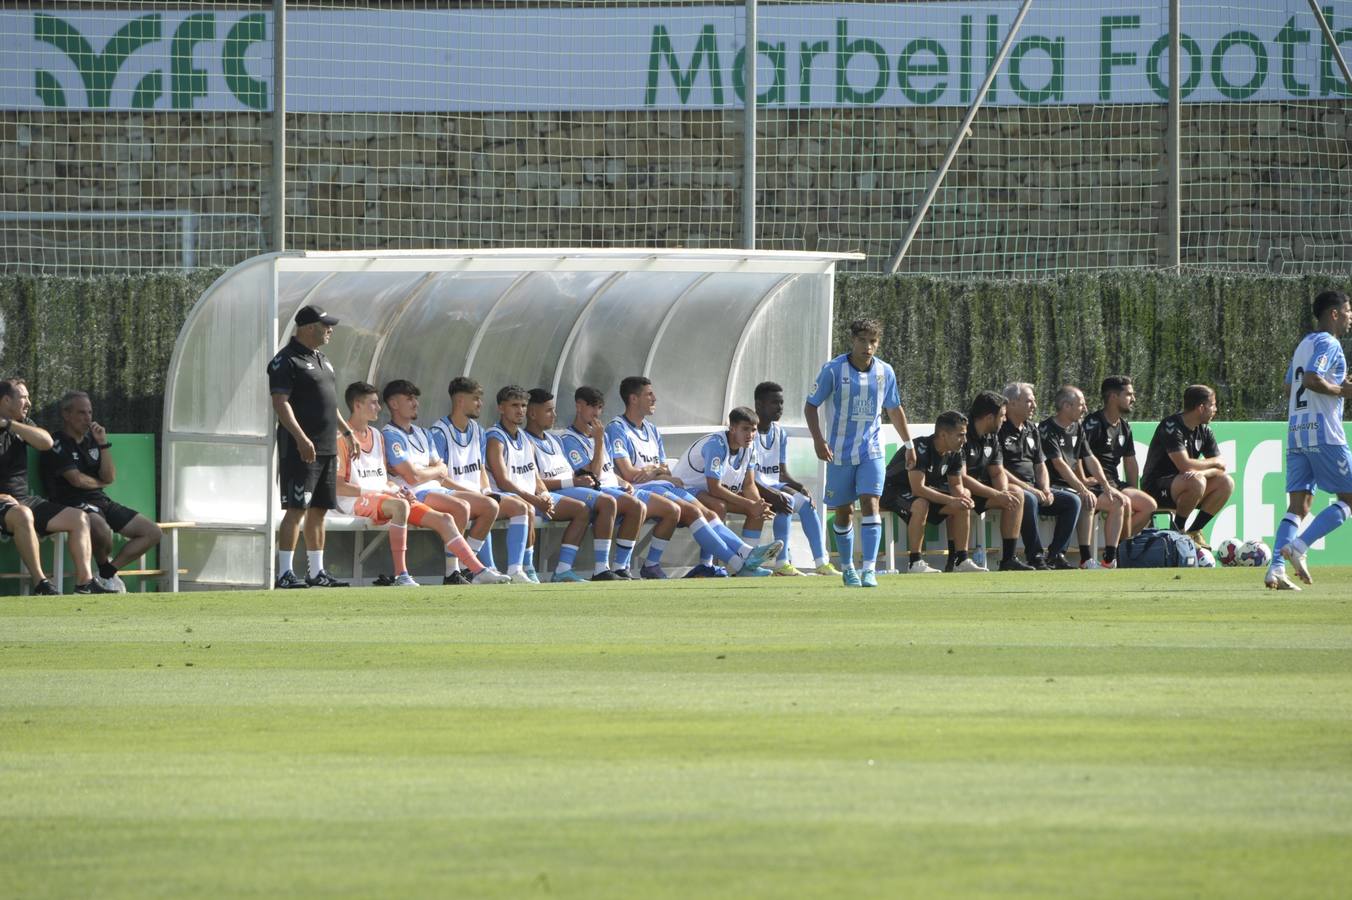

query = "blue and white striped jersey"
[
  {"left": 558, "top": 426, "right": 620, "bottom": 488},
  {"left": 381, "top": 422, "right": 442, "bottom": 494},
  {"left": 428, "top": 416, "right": 486, "bottom": 490},
  {"left": 605, "top": 415, "right": 667, "bottom": 468},
  {"left": 526, "top": 430, "right": 571, "bottom": 481},
  {"left": 806, "top": 354, "right": 901, "bottom": 465},
  {"left": 484, "top": 424, "right": 538, "bottom": 494},
  {"left": 753, "top": 423, "right": 789, "bottom": 486},
  {"left": 671, "top": 431, "right": 756, "bottom": 493},
  {"left": 1286, "top": 331, "right": 1347, "bottom": 448}
]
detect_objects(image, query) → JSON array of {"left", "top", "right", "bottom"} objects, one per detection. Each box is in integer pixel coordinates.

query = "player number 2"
[{"left": 1293, "top": 367, "right": 1309, "bottom": 410}]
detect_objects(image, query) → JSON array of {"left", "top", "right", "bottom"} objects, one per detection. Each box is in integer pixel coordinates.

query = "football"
[
  {"left": 1215, "top": 537, "right": 1243, "bottom": 566},
  {"left": 1196, "top": 547, "right": 1216, "bottom": 568},
  {"left": 1238, "top": 539, "right": 1272, "bottom": 567}
]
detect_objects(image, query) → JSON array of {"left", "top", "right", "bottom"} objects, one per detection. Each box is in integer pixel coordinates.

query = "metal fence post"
[
  {"left": 272, "top": 0, "right": 286, "bottom": 253},
  {"left": 1165, "top": 0, "right": 1181, "bottom": 269},
  {"left": 742, "top": 0, "right": 757, "bottom": 250}
]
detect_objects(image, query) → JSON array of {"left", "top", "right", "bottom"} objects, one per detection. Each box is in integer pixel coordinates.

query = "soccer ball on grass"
[
  {"left": 1237, "top": 539, "right": 1272, "bottom": 567},
  {"left": 1215, "top": 537, "right": 1242, "bottom": 567}
]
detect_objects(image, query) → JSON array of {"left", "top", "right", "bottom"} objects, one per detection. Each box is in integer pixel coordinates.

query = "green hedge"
[
  {"left": 836, "top": 270, "right": 1344, "bottom": 422},
  {"left": 0, "top": 269, "right": 222, "bottom": 434}
]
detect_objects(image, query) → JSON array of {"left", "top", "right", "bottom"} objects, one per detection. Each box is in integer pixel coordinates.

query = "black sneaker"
[
  {"left": 998, "top": 558, "right": 1037, "bottom": 572},
  {"left": 74, "top": 579, "right": 114, "bottom": 594},
  {"left": 590, "top": 570, "right": 620, "bottom": 582},
  {"left": 33, "top": 579, "right": 59, "bottom": 596},
  {"left": 306, "top": 569, "right": 350, "bottom": 588},
  {"left": 1029, "top": 555, "right": 1051, "bottom": 571},
  {"left": 1047, "top": 553, "right": 1076, "bottom": 570},
  {"left": 275, "top": 570, "right": 310, "bottom": 589},
  {"left": 610, "top": 568, "right": 635, "bottom": 580},
  {"left": 443, "top": 571, "right": 470, "bottom": 586}
]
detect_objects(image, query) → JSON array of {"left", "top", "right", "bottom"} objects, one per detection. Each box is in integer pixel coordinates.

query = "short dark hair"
[
  {"left": 60, "top": 390, "right": 90, "bottom": 413},
  {"left": 0, "top": 378, "right": 27, "bottom": 402},
  {"left": 496, "top": 384, "right": 529, "bottom": 405},
  {"left": 754, "top": 381, "right": 783, "bottom": 403},
  {"left": 1313, "top": 290, "right": 1349, "bottom": 321},
  {"left": 968, "top": 390, "right": 1006, "bottom": 423},
  {"left": 448, "top": 376, "right": 480, "bottom": 398},
  {"left": 619, "top": 376, "right": 651, "bottom": 404},
  {"left": 1101, "top": 375, "right": 1133, "bottom": 402},
  {"left": 1182, "top": 384, "right": 1214, "bottom": 411},
  {"left": 935, "top": 410, "right": 968, "bottom": 433},
  {"left": 527, "top": 388, "right": 553, "bottom": 406},
  {"left": 849, "top": 318, "right": 882, "bottom": 338},
  {"left": 728, "top": 406, "right": 758, "bottom": 426},
  {"left": 574, "top": 385, "right": 605, "bottom": 407},
  {"left": 381, "top": 379, "right": 420, "bottom": 403},
  {"left": 345, "top": 381, "right": 378, "bottom": 410}
]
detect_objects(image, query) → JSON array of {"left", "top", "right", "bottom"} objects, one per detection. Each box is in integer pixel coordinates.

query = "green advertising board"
[
  {"left": 885, "top": 420, "right": 1350, "bottom": 565},
  {"left": 0, "top": 433, "right": 158, "bottom": 594}
]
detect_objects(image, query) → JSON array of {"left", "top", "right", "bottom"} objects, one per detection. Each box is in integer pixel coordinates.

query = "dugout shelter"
[{"left": 162, "top": 249, "right": 859, "bottom": 588}]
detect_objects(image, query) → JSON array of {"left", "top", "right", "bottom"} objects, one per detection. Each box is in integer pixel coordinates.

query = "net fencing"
[{"left": 1, "top": 0, "right": 1349, "bottom": 276}]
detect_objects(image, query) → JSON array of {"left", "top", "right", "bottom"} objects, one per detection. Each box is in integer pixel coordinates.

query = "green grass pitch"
[{"left": 2, "top": 568, "right": 1351, "bottom": 899}]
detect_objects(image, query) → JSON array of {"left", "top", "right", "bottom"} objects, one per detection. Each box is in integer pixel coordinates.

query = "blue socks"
[
  {"left": 712, "top": 520, "right": 750, "bottom": 556},
  {"left": 1272, "top": 513, "right": 1302, "bottom": 563},
  {"left": 614, "top": 539, "right": 634, "bottom": 569},
  {"left": 1293, "top": 501, "right": 1350, "bottom": 554},
  {"left": 773, "top": 510, "right": 792, "bottom": 563},
  {"left": 506, "top": 515, "right": 529, "bottom": 568},
  {"left": 690, "top": 517, "right": 735, "bottom": 562},
  {"left": 833, "top": 521, "right": 854, "bottom": 570},
  {"left": 555, "top": 543, "right": 577, "bottom": 573},
  {"left": 860, "top": 515, "right": 882, "bottom": 572},
  {"left": 475, "top": 531, "right": 496, "bottom": 570},
  {"left": 798, "top": 498, "right": 827, "bottom": 564},
  {"left": 645, "top": 538, "right": 669, "bottom": 566}
]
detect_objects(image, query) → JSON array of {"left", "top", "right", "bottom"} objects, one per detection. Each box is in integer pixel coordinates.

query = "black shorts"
[
  {"left": 76, "top": 496, "right": 140, "bottom": 532},
  {"left": 280, "top": 453, "right": 338, "bottom": 510},
  {"left": 894, "top": 492, "right": 951, "bottom": 526},
  {"left": 1088, "top": 478, "right": 1127, "bottom": 498},
  {"left": 971, "top": 495, "right": 989, "bottom": 515},
  {"left": 0, "top": 495, "right": 69, "bottom": 537},
  {"left": 1145, "top": 475, "right": 1177, "bottom": 507}
]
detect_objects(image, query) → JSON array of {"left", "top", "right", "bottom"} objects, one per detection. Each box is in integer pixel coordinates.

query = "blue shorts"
[
  {"left": 554, "top": 486, "right": 603, "bottom": 510},
  {"left": 413, "top": 485, "right": 455, "bottom": 503},
  {"left": 1286, "top": 444, "right": 1352, "bottom": 494},
  {"left": 640, "top": 481, "right": 698, "bottom": 504},
  {"left": 823, "top": 457, "right": 885, "bottom": 507}
]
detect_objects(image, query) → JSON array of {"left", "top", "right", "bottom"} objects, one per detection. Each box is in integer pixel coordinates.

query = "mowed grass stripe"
[{"left": 1, "top": 569, "right": 1350, "bottom": 898}]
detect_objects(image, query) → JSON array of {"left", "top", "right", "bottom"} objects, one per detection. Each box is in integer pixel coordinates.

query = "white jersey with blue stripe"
[
  {"left": 1286, "top": 331, "right": 1347, "bottom": 448},
  {"left": 428, "top": 416, "right": 486, "bottom": 490},
  {"left": 381, "top": 422, "right": 442, "bottom": 494},
  {"left": 484, "top": 424, "right": 538, "bottom": 494},
  {"left": 672, "top": 431, "right": 756, "bottom": 493},
  {"left": 753, "top": 423, "right": 789, "bottom": 486},
  {"left": 526, "top": 430, "right": 572, "bottom": 481},
  {"left": 605, "top": 415, "right": 667, "bottom": 468},
  {"left": 558, "top": 426, "right": 620, "bottom": 488},
  {"left": 807, "top": 353, "right": 901, "bottom": 464}
]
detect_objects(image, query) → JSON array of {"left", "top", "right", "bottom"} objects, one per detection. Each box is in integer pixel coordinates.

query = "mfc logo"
[{"left": 32, "top": 12, "right": 269, "bottom": 110}]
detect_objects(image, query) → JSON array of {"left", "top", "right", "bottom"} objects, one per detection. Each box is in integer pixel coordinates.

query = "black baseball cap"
[{"left": 295, "top": 305, "right": 339, "bottom": 326}]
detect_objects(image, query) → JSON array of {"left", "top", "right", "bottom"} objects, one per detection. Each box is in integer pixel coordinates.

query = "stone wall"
[{"left": 2, "top": 102, "right": 1348, "bottom": 275}]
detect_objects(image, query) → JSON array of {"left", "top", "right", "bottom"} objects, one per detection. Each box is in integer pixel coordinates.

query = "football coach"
[{"left": 269, "top": 305, "right": 351, "bottom": 589}]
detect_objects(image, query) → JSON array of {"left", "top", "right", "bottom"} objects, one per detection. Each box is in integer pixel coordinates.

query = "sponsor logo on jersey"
[
  {"left": 391, "top": 442, "right": 406, "bottom": 459},
  {"left": 568, "top": 450, "right": 584, "bottom": 465}
]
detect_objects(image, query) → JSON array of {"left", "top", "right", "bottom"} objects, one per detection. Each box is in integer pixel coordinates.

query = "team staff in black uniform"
[
  {"left": 41, "top": 390, "right": 162, "bottom": 593},
  {"left": 1040, "top": 385, "right": 1131, "bottom": 569},
  {"left": 1140, "top": 384, "right": 1233, "bottom": 549},
  {"left": 882, "top": 410, "right": 982, "bottom": 574},
  {"left": 961, "top": 391, "right": 1034, "bottom": 571},
  {"left": 998, "top": 383, "right": 1080, "bottom": 569},
  {"left": 269, "top": 306, "right": 352, "bottom": 589},
  {"left": 0, "top": 378, "right": 108, "bottom": 594},
  {"left": 1083, "top": 375, "right": 1157, "bottom": 542}
]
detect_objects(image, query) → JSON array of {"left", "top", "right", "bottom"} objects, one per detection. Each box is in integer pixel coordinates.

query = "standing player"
[
  {"left": 339, "top": 382, "right": 508, "bottom": 586},
  {"left": 1039, "top": 385, "right": 1129, "bottom": 569},
  {"left": 804, "top": 318, "right": 916, "bottom": 588},
  {"left": 428, "top": 377, "right": 529, "bottom": 580},
  {"left": 381, "top": 379, "right": 481, "bottom": 584},
  {"left": 1140, "top": 385, "right": 1234, "bottom": 550},
  {"left": 962, "top": 391, "right": 1033, "bottom": 571},
  {"left": 752, "top": 381, "right": 834, "bottom": 576},
  {"left": 1266, "top": 290, "right": 1352, "bottom": 590},
  {"left": 669, "top": 407, "right": 776, "bottom": 577},
  {"left": 485, "top": 385, "right": 591, "bottom": 583},
  {"left": 560, "top": 385, "right": 681, "bottom": 580},
  {"left": 892, "top": 411, "right": 979, "bottom": 575},
  {"left": 606, "top": 376, "right": 782, "bottom": 578},
  {"left": 1083, "top": 376, "right": 1156, "bottom": 540}
]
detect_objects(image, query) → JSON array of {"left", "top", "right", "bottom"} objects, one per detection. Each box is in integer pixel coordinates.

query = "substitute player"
[
  {"left": 804, "top": 317, "right": 916, "bottom": 588},
  {"left": 606, "top": 376, "right": 782, "bottom": 578},
  {"left": 962, "top": 391, "right": 1033, "bottom": 572},
  {"left": 1140, "top": 385, "right": 1234, "bottom": 550},
  {"left": 382, "top": 379, "right": 481, "bottom": 584},
  {"left": 1083, "top": 375, "right": 1156, "bottom": 541},
  {"left": 670, "top": 407, "right": 775, "bottom": 577},
  {"left": 752, "top": 381, "right": 834, "bottom": 576},
  {"left": 892, "top": 411, "right": 980, "bottom": 575},
  {"left": 560, "top": 385, "right": 681, "bottom": 580},
  {"left": 1266, "top": 290, "right": 1352, "bottom": 590},
  {"left": 339, "top": 382, "right": 508, "bottom": 586}
]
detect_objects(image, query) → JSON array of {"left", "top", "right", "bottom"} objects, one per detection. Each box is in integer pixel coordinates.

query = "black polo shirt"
[
  {"left": 0, "top": 418, "right": 37, "bottom": 499},
  {"left": 1142, "top": 413, "right": 1221, "bottom": 485},
  {"left": 1039, "top": 416, "right": 1092, "bottom": 487},
  {"left": 998, "top": 418, "right": 1044, "bottom": 484},
  {"left": 41, "top": 430, "right": 110, "bottom": 506},
  {"left": 962, "top": 426, "right": 1003, "bottom": 486},
  {"left": 910, "top": 435, "right": 963, "bottom": 492},
  {"left": 1083, "top": 409, "right": 1136, "bottom": 487},
  {"left": 268, "top": 337, "right": 339, "bottom": 455}
]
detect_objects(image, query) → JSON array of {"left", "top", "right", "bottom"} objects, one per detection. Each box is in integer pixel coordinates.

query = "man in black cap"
[{"left": 269, "top": 305, "right": 350, "bottom": 588}]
